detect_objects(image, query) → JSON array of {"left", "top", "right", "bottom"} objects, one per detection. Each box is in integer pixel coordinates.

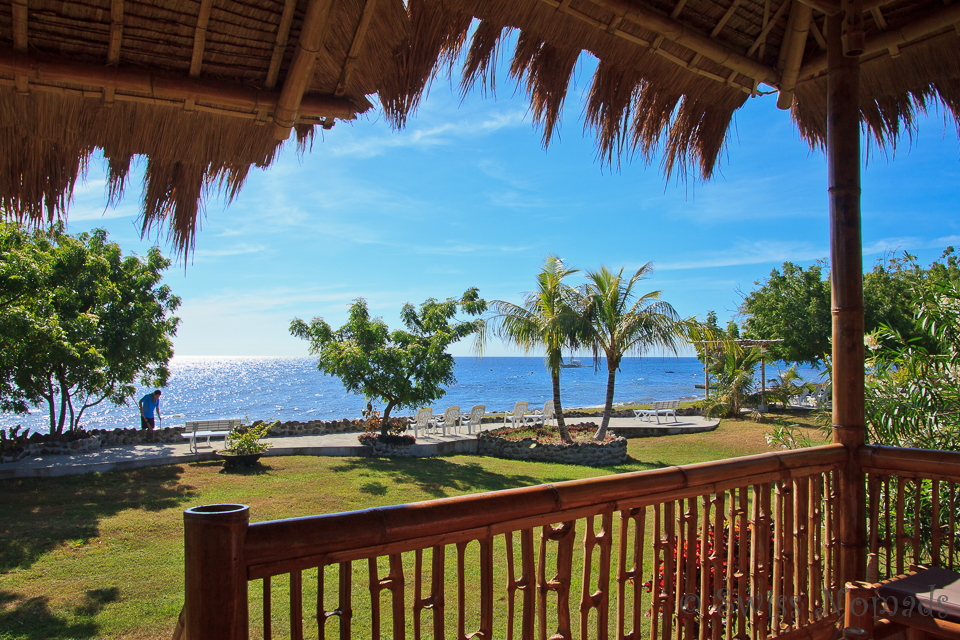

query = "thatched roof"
[
  {"left": 2, "top": 0, "right": 959, "bottom": 251},
  {"left": 384, "top": 0, "right": 960, "bottom": 179},
  {"left": 0, "top": 0, "right": 408, "bottom": 252}
]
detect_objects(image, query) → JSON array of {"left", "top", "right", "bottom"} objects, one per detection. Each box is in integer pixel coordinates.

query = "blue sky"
[{"left": 63, "top": 55, "right": 960, "bottom": 358}]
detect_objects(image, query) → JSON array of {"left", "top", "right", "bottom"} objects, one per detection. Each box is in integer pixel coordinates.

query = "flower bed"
[{"left": 477, "top": 423, "right": 627, "bottom": 467}]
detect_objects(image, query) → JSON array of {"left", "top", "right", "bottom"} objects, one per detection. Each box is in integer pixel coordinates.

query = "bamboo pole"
[
  {"left": 107, "top": 0, "right": 123, "bottom": 65},
  {"left": 776, "top": 1, "right": 813, "bottom": 109},
  {"left": 183, "top": 504, "right": 250, "bottom": 640},
  {"left": 265, "top": 0, "right": 297, "bottom": 90},
  {"left": 271, "top": 0, "right": 337, "bottom": 140},
  {"left": 0, "top": 48, "right": 359, "bottom": 120},
  {"left": 711, "top": 0, "right": 743, "bottom": 38},
  {"left": 799, "top": 1, "right": 960, "bottom": 78},
  {"left": 826, "top": 7, "right": 867, "bottom": 590},
  {"left": 189, "top": 0, "right": 215, "bottom": 78},
  {"left": 336, "top": 0, "right": 379, "bottom": 97}
]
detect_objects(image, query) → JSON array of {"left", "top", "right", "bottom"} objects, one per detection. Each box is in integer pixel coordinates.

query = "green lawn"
[{"left": 0, "top": 412, "right": 827, "bottom": 639}]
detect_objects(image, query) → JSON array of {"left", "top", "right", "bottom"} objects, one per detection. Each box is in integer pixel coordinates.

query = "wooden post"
[
  {"left": 827, "top": 7, "right": 867, "bottom": 593},
  {"left": 760, "top": 347, "right": 766, "bottom": 410},
  {"left": 184, "top": 504, "right": 250, "bottom": 640}
]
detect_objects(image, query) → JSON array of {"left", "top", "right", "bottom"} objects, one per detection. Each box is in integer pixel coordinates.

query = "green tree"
[
  {"left": 0, "top": 225, "right": 180, "bottom": 433},
  {"left": 487, "top": 256, "right": 579, "bottom": 444},
  {"left": 741, "top": 250, "right": 960, "bottom": 368},
  {"left": 702, "top": 346, "right": 762, "bottom": 419},
  {"left": 577, "top": 263, "right": 700, "bottom": 441},
  {"left": 290, "top": 290, "right": 486, "bottom": 436},
  {"left": 739, "top": 261, "right": 832, "bottom": 366}
]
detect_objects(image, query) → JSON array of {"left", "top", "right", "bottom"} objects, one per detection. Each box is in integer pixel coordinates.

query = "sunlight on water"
[{"left": 0, "top": 356, "right": 823, "bottom": 434}]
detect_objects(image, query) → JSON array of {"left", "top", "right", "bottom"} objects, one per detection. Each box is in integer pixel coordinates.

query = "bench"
[
  {"left": 634, "top": 400, "right": 680, "bottom": 424},
  {"left": 181, "top": 419, "right": 240, "bottom": 454}
]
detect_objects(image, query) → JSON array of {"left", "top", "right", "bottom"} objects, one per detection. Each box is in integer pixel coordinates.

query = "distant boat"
[
  {"left": 695, "top": 383, "right": 719, "bottom": 389},
  {"left": 560, "top": 359, "right": 584, "bottom": 368}
]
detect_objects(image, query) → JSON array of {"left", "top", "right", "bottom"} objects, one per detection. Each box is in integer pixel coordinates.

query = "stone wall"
[
  {"left": 263, "top": 419, "right": 363, "bottom": 437},
  {"left": 1, "top": 418, "right": 368, "bottom": 464},
  {"left": 477, "top": 431, "right": 627, "bottom": 467}
]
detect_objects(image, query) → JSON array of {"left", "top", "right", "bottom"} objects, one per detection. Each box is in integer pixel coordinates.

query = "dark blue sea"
[{"left": 0, "top": 356, "right": 824, "bottom": 434}]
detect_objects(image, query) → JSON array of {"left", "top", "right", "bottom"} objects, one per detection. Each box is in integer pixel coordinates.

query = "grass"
[{"left": 0, "top": 410, "right": 829, "bottom": 639}]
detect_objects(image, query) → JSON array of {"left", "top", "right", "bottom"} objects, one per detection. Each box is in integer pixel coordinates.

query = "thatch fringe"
[
  {"left": 793, "top": 30, "right": 960, "bottom": 150},
  {"left": 379, "top": 0, "right": 474, "bottom": 128},
  {"left": 460, "top": 20, "right": 507, "bottom": 98},
  {"left": 386, "top": 0, "right": 750, "bottom": 179},
  {"left": 509, "top": 32, "right": 582, "bottom": 146},
  {"left": 0, "top": 88, "right": 289, "bottom": 255}
]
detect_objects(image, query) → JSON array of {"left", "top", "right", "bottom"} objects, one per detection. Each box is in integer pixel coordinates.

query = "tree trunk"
[
  {"left": 552, "top": 368, "right": 573, "bottom": 444},
  {"left": 44, "top": 386, "right": 57, "bottom": 435},
  {"left": 595, "top": 366, "right": 617, "bottom": 441},
  {"left": 56, "top": 372, "right": 69, "bottom": 434},
  {"left": 381, "top": 400, "right": 398, "bottom": 437}
]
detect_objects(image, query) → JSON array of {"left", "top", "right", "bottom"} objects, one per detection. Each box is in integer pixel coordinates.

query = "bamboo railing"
[
  {"left": 860, "top": 446, "right": 960, "bottom": 584},
  {"left": 183, "top": 445, "right": 849, "bottom": 640}
]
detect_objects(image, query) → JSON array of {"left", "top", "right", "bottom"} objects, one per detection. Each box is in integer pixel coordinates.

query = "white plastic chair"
[
  {"left": 409, "top": 408, "right": 433, "bottom": 437},
  {"left": 461, "top": 405, "right": 485, "bottom": 435},
  {"left": 530, "top": 401, "right": 555, "bottom": 426},
  {"left": 503, "top": 401, "right": 529, "bottom": 427},
  {"left": 435, "top": 406, "right": 460, "bottom": 436}
]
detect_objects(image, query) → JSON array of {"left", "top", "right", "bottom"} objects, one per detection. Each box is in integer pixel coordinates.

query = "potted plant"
[{"left": 217, "top": 420, "right": 277, "bottom": 467}]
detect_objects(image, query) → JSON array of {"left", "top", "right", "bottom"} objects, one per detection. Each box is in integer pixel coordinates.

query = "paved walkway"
[{"left": 0, "top": 415, "right": 718, "bottom": 479}]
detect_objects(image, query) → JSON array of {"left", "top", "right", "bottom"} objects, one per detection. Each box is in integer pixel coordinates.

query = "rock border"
[{"left": 477, "top": 429, "right": 627, "bottom": 467}]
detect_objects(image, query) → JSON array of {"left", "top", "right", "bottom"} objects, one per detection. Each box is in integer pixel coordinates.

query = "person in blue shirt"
[{"left": 138, "top": 390, "right": 162, "bottom": 430}]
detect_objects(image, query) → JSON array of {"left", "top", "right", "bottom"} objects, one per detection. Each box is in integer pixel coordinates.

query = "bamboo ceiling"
[{"left": 1, "top": 0, "right": 958, "bottom": 251}]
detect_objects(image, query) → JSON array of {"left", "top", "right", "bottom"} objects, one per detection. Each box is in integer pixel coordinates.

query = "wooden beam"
[
  {"left": 746, "top": 0, "right": 792, "bottom": 56},
  {"left": 582, "top": 0, "right": 781, "bottom": 85},
  {"left": 795, "top": 0, "right": 840, "bottom": 15},
  {"left": 870, "top": 7, "right": 902, "bottom": 56},
  {"left": 107, "top": 0, "right": 124, "bottom": 65},
  {"left": 799, "top": 0, "right": 960, "bottom": 78},
  {"left": 670, "top": 0, "right": 690, "bottom": 19},
  {"left": 711, "top": 0, "right": 742, "bottom": 38},
  {"left": 189, "top": 0, "right": 215, "bottom": 78},
  {"left": 777, "top": 1, "right": 812, "bottom": 108},
  {"left": 335, "top": 0, "right": 378, "bottom": 97},
  {"left": 12, "top": 0, "right": 28, "bottom": 92},
  {"left": 809, "top": 19, "right": 828, "bottom": 49},
  {"left": 0, "top": 47, "right": 360, "bottom": 119},
  {"left": 271, "top": 0, "right": 337, "bottom": 140},
  {"left": 265, "top": 0, "right": 297, "bottom": 90}
]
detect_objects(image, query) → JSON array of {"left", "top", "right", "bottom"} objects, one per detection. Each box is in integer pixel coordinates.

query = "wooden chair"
[{"left": 845, "top": 567, "right": 960, "bottom": 640}]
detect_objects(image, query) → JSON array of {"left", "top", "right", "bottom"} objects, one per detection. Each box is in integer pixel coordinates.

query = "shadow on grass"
[
  {"left": 0, "top": 588, "right": 111, "bottom": 639},
  {"left": 218, "top": 462, "right": 275, "bottom": 476},
  {"left": 330, "top": 458, "right": 542, "bottom": 498},
  {"left": 0, "top": 465, "right": 196, "bottom": 573}
]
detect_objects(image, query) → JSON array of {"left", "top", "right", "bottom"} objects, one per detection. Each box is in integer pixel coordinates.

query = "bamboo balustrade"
[
  {"left": 859, "top": 446, "right": 960, "bottom": 583},
  {"left": 184, "top": 445, "right": 850, "bottom": 640}
]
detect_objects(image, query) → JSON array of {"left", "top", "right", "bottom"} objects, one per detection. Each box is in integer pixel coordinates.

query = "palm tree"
[
  {"left": 487, "top": 255, "right": 579, "bottom": 444},
  {"left": 577, "top": 263, "right": 700, "bottom": 440}
]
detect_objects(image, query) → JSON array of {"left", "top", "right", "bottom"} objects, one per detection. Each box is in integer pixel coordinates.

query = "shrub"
[{"left": 225, "top": 421, "right": 276, "bottom": 455}]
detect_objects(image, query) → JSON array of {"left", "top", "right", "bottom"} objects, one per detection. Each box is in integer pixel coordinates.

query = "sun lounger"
[{"left": 503, "top": 401, "right": 529, "bottom": 427}]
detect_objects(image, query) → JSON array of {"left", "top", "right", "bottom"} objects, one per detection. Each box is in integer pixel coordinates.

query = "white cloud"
[
  {"left": 655, "top": 240, "right": 827, "bottom": 271},
  {"left": 329, "top": 110, "right": 526, "bottom": 158}
]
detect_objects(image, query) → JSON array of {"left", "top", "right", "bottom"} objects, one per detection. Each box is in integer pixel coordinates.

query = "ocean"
[{"left": 0, "top": 356, "right": 824, "bottom": 434}]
